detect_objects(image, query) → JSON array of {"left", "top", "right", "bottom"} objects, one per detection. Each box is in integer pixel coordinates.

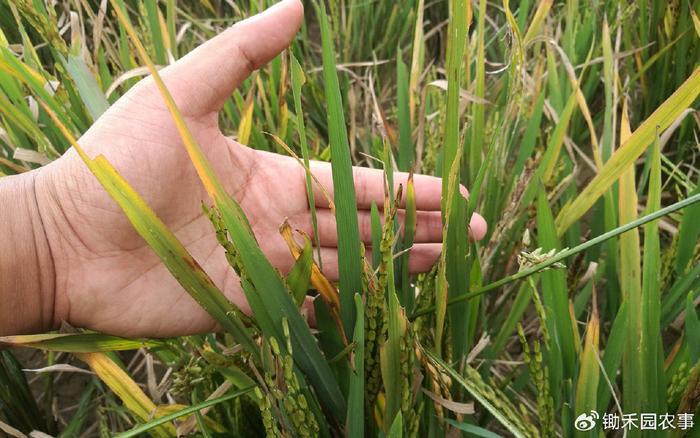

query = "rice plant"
[{"left": 1, "top": 0, "right": 700, "bottom": 436}]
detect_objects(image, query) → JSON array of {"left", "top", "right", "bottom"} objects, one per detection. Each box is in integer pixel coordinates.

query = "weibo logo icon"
[{"left": 574, "top": 411, "right": 599, "bottom": 431}]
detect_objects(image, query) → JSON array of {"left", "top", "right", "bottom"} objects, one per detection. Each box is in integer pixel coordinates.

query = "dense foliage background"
[{"left": 0, "top": 0, "right": 699, "bottom": 436}]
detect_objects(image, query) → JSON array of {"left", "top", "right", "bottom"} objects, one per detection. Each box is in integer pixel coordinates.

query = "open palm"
[{"left": 33, "top": 0, "right": 486, "bottom": 338}]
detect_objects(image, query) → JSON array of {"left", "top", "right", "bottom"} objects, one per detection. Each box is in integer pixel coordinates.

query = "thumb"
[{"left": 161, "top": 0, "right": 303, "bottom": 116}]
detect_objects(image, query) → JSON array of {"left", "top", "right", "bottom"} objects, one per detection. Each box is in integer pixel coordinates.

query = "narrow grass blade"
[
  {"left": 237, "top": 89, "right": 255, "bottom": 145},
  {"left": 555, "top": 67, "right": 700, "bottom": 234},
  {"left": 58, "top": 383, "right": 95, "bottom": 438},
  {"left": 396, "top": 49, "right": 412, "bottom": 171},
  {"left": 536, "top": 188, "right": 577, "bottom": 382},
  {"left": 76, "top": 352, "right": 175, "bottom": 437},
  {"left": 380, "top": 188, "right": 405, "bottom": 431},
  {"left": 597, "top": 301, "right": 628, "bottom": 412},
  {"left": 408, "top": 0, "right": 424, "bottom": 126},
  {"left": 444, "top": 418, "right": 503, "bottom": 438},
  {"left": 112, "top": 387, "right": 255, "bottom": 438},
  {"left": 617, "top": 100, "right": 643, "bottom": 423},
  {"left": 443, "top": 0, "right": 472, "bottom": 359},
  {"left": 640, "top": 133, "right": 664, "bottom": 414},
  {"left": 574, "top": 308, "right": 599, "bottom": 437},
  {"left": 371, "top": 201, "right": 381, "bottom": 270},
  {"left": 285, "top": 236, "right": 313, "bottom": 307},
  {"left": 0, "top": 333, "right": 161, "bottom": 352},
  {"left": 0, "top": 351, "right": 47, "bottom": 434},
  {"left": 522, "top": 0, "right": 553, "bottom": 45},
  {"left": 316, "top": 1, "right": 362, "bottom": 335},
  {"left": 675, "top": 182, "right": 700, "bottom": 275},
  {"left": 685, "top": 292, "right": 700, "bottom": 364},
  {"left": 346, "top": 294, "right": 364, "bottom": 438},
  {"left": 387, "top": 411, "right": 403, "bottom": 438},
  {"left": 468, "top": 0, "right": 486, "bottom": 184},
  {"left": 61, "top": 54, "right": 110, "bottom": 121},
  {"left": 290, "top": 54, "right": 321, "bottom": 266},
  {"left": 144, "top": 0, "right": 167, "bottom": 65},
  {"left": 400, "top": 174, "right": 416, "bottom": 310}
]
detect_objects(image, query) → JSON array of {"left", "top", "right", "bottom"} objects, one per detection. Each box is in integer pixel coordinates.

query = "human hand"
[{"left": 5, "top": 0, "right": 486, "bottom": 337}]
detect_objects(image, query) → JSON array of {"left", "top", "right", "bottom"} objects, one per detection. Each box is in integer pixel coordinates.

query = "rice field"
[{"left": 1, "top": 0, "right": 700, "bottom": 436}]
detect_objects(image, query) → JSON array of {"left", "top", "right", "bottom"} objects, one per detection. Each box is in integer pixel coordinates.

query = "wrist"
[{"left": 0, "top": 170, "right": 56, "bottom": 335}]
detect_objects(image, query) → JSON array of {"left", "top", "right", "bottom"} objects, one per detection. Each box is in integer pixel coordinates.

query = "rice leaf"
[
  {"left": 315, "top": 1, "right": 362, "bottom": 335},
  {"left": 400, "top": 174, "right": 416, "bottom": 310},
  {"left": 285, "top": 235, "right": 313, "bottom": 307},
  {"left": 640, "top": 132, "right": 664, "bottom": 413},
  {"left": 536, "top": 188, "right": 576, "bottom": 383},
  {"left": 61, "top": 54, "right": 110, "bottom": 121},
  {"left": 468, "top": 0, "right": 486, "bottom": 184},
  {"left": 112, "top": 386, "right": 255, "bottom": 438},
  {"left": 0, "top": 333, "right": 161, "bottom": 352},
  {"left": 597, "top": 301, "right": 628, "bottom": 412},
  {"left": 685, "top": 292, "right": 700, "bottom": 364},
  {"left": 445, "top": 419, "right": 502, "bottom": 437},
  {"left": 387, "top": 411, "right": 403, "bottom": 438},
  {"left": 396, "top": 49, "right": 412, "bottom": 171},
  {"left": 58, "top": 383, "right": 95, "bottom": 438},
  {"left": 290, "top": 54, "right": 321, "bottom": 266},
  {"left": 574, "top": 308, "right": 599, "bottom": 437},
  {"left": 371, "top": 201, "right": 382, "bottom": 270},
  {"left": 443, "top": 0, "right": 472, "bottom": 359},
  {"left": 380, "top": 186, "right": 405, "bottom": 431},
  {"left": 617, "top": 99, "right": 643, "bottom": 422},
  {"left": 346, "top": 294, "right": 365, "bottom": 438},
  {"left": 76, "top": 352, "right": 175, "bottom": 437},
  {"left": 522, "top": 0, "right": 552, "bottom": 45},
  {"left": 675, "top": 182, "right": 700, "bottom": 275},
  {"left": 555, "top": 66, "right": 700, "bottom": 234}
]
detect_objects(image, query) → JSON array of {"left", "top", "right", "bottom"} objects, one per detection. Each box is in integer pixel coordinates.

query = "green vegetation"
[{"left": 1, "top": 0, "right": 700, "bottom": 436}]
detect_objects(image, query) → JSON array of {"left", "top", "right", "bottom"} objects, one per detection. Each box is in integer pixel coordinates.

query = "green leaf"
[
  {"left": 387, "top": 411, "right": 403, "bottom": 438},
  {"left": 556, "top": 66, "right": 700, "bottom": 234},
  {"left": 396, "top": 49, "right": 412, "bottom": 171},
  {"left": 290, "top": 54, "right": 322, "bottom": 267},
  {"left": 0, "top": 333, "right": 161, "bottom": 352},
  {"left": 400, "top": 175, "right": 416, "bottom": 310},
  {"left": 685, "top": 292, "right": 700, "bottom": 364},
  {"left": 444, "top": 418, "right": 503, "bottom": 438},
  {"left": 675, "top": 182, "right": 700, "bottom": 275},
  {"left": 77, "top": 352, "right": 174, "bottom": 437},
  {"left": 371, "top": 201, "right": 382, "bottom": 270},
  {"left": 443, "top": 0, "right": 471, "bottom": 359},
  {"left": 286, "top": 235, "right": 313, "bottom": 307},
  {"left": 640, "top": 133, "right": 664, "bottom": 414},
  {"left": 112, "top": 387, "right": 255, "bottom": 438},
  {"left": 574, "top": 310, "right": 599, "bottom": 437},
  {"left": 58, "top": 383, "right": 95, "bottom": 438},
  {"left": 61, "top": 54, "right": 110, "bottom": 121},
  {"left": 316, "top": 1, "right": 362, "bottom": 335},
  {"left": 536, "top": 188, "right": 577, "bottom": 382},
  {"left": 597, "top": 301, "right": 628, "bottom": 412},
  {"left": 346, "top": 294, "right": 365, "bottom": 438}
]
